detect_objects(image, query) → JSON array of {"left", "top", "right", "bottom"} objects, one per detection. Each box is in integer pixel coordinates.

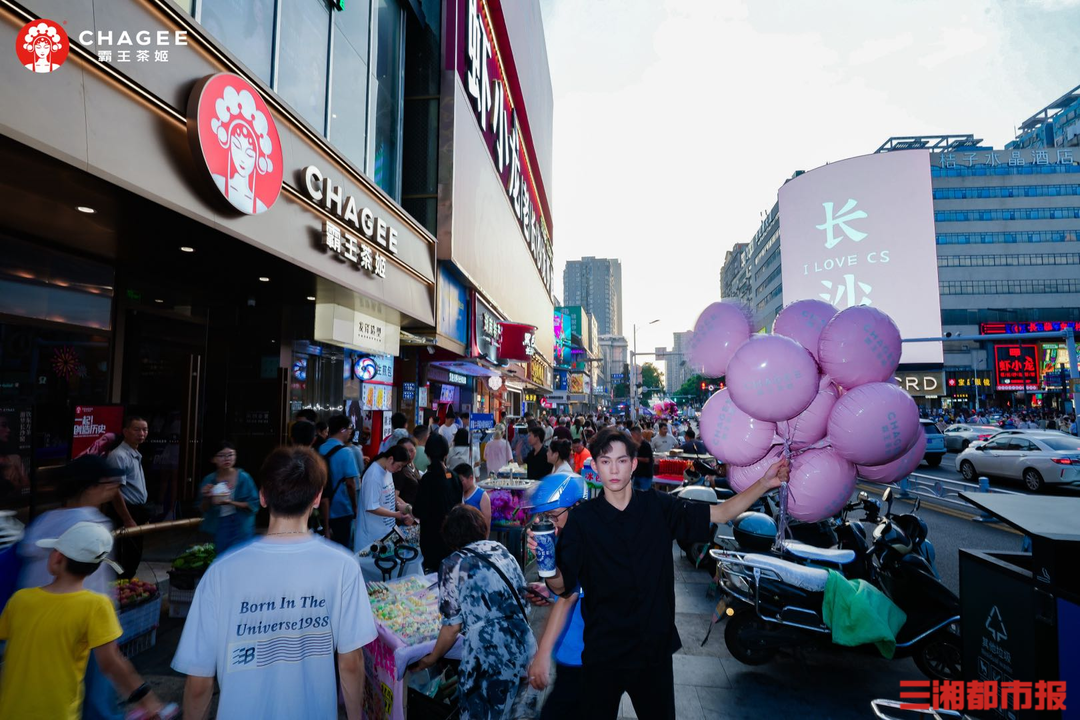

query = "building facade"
[
  {"left": 656, "top": 331, "right": 695, "bottom": 395},
  {"left": 562, "top": 256, "right": 623, "bottom": 336},
  {"left": 720, "top": 121, "right": 1080, "bottom": 410},
  {"left": 0, "top": 0, "right": 554, "bottom": 514}
]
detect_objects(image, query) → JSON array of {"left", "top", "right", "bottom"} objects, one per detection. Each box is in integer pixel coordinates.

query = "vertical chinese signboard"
[
  {"left": 994, "top": 345, "right": 1040, "bottom": 392},
  {"left": 458, "top": 0, "right": 553, "bottom": 292}
]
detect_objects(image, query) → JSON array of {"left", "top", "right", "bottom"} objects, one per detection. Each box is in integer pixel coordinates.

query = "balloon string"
[{"left": 774, "top": 436, "right": 794, "bottom": 552}]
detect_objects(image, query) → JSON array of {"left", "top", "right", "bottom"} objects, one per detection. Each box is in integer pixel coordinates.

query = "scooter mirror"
[
  {"left": 859, "top": 491, "right": 869, "bottom": 501},
  {"left": 882, "top": 488, "right": 893, "bottom": 504}
]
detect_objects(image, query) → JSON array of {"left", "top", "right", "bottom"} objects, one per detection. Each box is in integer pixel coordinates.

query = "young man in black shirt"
[
  {"left": 524, "top": 426, "right": 554, "bottom": 480},
  {"left": 541, "top": 427, "right": 787, "bottom": 719},
  {"left": 629, "top": 425, "right": 654, "bottom": 491}
]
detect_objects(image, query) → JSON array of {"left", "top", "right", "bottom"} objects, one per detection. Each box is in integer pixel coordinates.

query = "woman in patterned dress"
[{"left": 410, "top": 505, "right": 536, "bottom": 720}]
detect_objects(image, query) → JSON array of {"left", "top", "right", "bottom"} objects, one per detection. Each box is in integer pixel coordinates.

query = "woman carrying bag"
[{"left": 410, "top": 504, "right": 537, "bottom": 720}]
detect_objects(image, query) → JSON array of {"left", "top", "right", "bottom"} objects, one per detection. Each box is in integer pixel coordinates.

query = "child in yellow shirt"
[{"left": 0, "top": 522, "right": 164, "bottom": 719}]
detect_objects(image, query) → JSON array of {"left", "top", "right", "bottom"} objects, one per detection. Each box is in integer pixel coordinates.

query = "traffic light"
[{"left": 700, "top": 381, "right": 707, "bottom": 391}]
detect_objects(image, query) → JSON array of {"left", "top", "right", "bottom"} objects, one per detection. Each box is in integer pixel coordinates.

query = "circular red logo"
[
  {"left": 187, "top": 73, "right": 283, "bottom": 215},
  {"left": 16, "top": 19, "right": 69, "bottom": 73}
]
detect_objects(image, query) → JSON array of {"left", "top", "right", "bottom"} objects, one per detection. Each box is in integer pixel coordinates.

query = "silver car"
[
  {"left": 943, "top": 424, "right": 1001, "bottom": 452},
  {"left": 955, "top": 431, "right": 1080, "bottom": 492}
]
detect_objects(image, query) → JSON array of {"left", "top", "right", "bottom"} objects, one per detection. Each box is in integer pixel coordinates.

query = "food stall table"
[{"left": 363, "top": 574, "right": 463, "bottom": 720}]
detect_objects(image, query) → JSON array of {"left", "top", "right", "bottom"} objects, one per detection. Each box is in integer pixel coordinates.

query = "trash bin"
[{"left": 959, "top": 493, "right": 1080, "bottom": 720}]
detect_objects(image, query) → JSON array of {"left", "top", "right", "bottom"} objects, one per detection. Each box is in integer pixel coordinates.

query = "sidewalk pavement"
[
  {"left": 613, "top": 544, "right": 924, "bottom": 719},
  {"left": 131, "top": 542, "right": 924, "bottom": 718}
]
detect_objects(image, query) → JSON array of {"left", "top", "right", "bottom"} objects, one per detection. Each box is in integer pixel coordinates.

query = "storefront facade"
[{"left": 0, "top": 0, "right": 437, "bottom": 511}]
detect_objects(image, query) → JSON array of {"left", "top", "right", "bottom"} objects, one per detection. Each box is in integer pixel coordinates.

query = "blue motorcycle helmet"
[{"left": 524, "top": 472, "right": 587, "bottom": 514}]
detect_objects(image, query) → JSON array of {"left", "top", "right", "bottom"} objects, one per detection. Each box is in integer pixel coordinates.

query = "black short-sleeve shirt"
[
  {"left": 525, "top": 447, "right": 554, "bottom": 480},
  {"left": 554, "top": 489, "right": 711, "bottom": 667}
]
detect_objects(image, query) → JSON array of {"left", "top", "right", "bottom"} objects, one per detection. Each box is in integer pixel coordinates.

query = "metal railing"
[{"left": 859, "top": 472, "right": 1023, "bottom": 518}]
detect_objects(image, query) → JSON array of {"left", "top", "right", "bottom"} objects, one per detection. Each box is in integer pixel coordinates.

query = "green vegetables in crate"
[{"left": 172, "top": 543, "right": 216, "bottom": 571}]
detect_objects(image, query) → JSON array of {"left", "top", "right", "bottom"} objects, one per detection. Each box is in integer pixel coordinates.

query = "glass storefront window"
[
  {"left": 372, "top": 0, "right": 403, "bottom": 199},
  {"left": 277, "top": 0, "right": 331, "bottom": 132},
  {"left": 199, "top": 0, "right": 276, "bottom": 83},
  {"left": 329, "top": 27, "right": 370, "bottom": 169}
]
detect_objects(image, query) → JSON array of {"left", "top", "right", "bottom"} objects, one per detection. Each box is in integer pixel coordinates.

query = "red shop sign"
[
  {"left": 498, "top": 322, "right": 536, "bottom": 362},
  {"left": 994, "top": 344, "right": 1040, "bottom": 392}
]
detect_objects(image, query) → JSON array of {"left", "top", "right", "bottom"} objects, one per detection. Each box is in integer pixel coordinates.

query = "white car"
[
  {"left": 955, "top": 432, "right": 1080, "bottom": 492},
  {"left": 920, "top": 420, "right": 946, "bottom": 468},
  {"left": 943, "top": 424, "right": 1001, "bottom": 452}
]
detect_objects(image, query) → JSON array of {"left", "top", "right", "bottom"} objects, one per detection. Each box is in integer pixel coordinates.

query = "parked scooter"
[{"left": 711, "top": 489, "right": 961, "bottom": 681}]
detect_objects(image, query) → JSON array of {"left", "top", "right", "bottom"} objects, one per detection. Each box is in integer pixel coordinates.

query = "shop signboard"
[
  {"left": 893, "top": 371, "right": 945, "bottom": 398},
  {"left": 314, "top": 303, "right": 400, "bottom": 356},
  {"left": 583, "top": 375, "right": 592, "bottom": 395},
  {"left": 527, "top": 355, "right": 551, "bottom": 389},
  {"left": 0, "top": 405, "right": 32, "bottom": 500},
  {"left": 458, "top": 0, "right": 553, "bottom": 293},
  {"left": 471, "top": 413, "right": 495, "bottom": 430},
  {"left": 187, "top": 73, "right": 284, "bottom": 215},
  {"left": 554, "top": 370, "right": 568, "bottom": 392},
  {"left": 778, "top": 150, "right": 943, "bottom": 364},
  {"left": 71, "top": 405, "right": 125, "bottom": 458},
  {"left": 980, "top": 321, "right": 1078, "bottom": 335},
  {"left": 437, "top": 265, "right": 469, "bottom": 346},
  {"left": 1038, "top": 343, "right": 1068, "bottom": 388},
  {"left": 472, "top": 294, "right": 502, "bottom": 362},
  {"left": 427, "top": 367, "right": 469, "bottom": 386},
  {"left": 498, "top": 322, "right": 536, "bottom": 362},
  {"left": 402, "top": 383, "right": 417, "bottom": 402},
  {"left": 353, "top": 354, "right": 395, "bottom": 385},
  {"left": 994, "top": 344, "right": 1040, "bottom": 392}
]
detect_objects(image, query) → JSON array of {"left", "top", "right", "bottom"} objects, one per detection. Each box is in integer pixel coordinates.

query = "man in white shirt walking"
[
  {"left": 650, "top": 422, "right": 679, "bottom": 454},
  {"left": 173, "top": 446, "right": 377, "bottom": 719}
]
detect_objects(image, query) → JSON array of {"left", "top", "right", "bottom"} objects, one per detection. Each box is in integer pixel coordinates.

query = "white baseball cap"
[{"left": 36, "top": 521, "right": 124, "bottom": 573}]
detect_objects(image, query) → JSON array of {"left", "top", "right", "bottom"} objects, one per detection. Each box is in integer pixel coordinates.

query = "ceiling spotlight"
[
  {"left": 306, "top": 296, "right": 316, "bottom": 301},
  {"left": 77, "top": 206, "right": 96, "bottom": 214},
  {"left": 179, "top": 246, "right": 195, "bottom": 253},
  {"left": 258, "top": 277, "right": 270, "bottom": 282}
]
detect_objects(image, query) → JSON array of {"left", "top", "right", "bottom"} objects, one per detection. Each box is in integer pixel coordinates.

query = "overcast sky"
[{"left": 539, "top": 0, "right": 1080, "bottom": 377}]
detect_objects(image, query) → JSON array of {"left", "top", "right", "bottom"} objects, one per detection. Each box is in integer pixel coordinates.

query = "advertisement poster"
[
  {"left": 0, "top": 405, "right": 32, "bottom": 501},
  {"left": 362, "top": 383, "right": 394, "bottom": 411},
  {"left": 72, "top": 405, "right": 125, "bottom": 458},
  {"left": 779, "top": 150, "right": 943, "bottom": 363},
  {"left": 569, "top": 373, "right": 585, "bottom": 394}
]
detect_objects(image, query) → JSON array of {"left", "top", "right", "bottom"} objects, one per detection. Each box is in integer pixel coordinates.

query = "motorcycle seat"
[
  {"left": 738, "top": 553, "right": 829, "bottom": 593},
  {"left": 783, "top": 541, "right": 856, "bottom": 565}
]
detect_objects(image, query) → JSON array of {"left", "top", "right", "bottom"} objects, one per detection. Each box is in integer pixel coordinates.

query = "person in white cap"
[{"left": 0, "top": 522, "right": 164, "bottom": 719}]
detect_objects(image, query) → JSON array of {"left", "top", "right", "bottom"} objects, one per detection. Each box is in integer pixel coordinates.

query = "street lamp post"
[{"left": 631, "top": 319, "right": 660, "bottom": 420}]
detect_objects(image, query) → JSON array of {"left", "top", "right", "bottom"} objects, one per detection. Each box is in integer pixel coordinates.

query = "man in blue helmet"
[
  {"left": 522, "top": 472, "right": 588, "bottom": 719},
  {"left": 538, "top": 427, "right": 788, "bottom": 719}
]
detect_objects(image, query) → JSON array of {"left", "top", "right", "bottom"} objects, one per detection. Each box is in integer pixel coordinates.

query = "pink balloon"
[
  {"left": 688, "top": 301, "right": 753, "bottom": 376},
  {"left": 726, "top": 335, "right": 820, "bottom": 422},
  {"left": 728, "top": 445, "right": 784, "bottom": 493},
  {"left": 817, "top": 306, "right": 902, "bottom": 389},
  {"left": 776, "top": 376, "right": 840, "bottom": 451},
  {"left": 772, "top": 300, "right": 838, "bottom": 362},
  {"left": 827, "top": 382, "right": 921, "bottom": 466},
  {"left": 858, "top": 430, "right": 927, "bottom": 485},
  {"left": 699, "top": 389, "right": 777, "bottom": 466},
  {"left": 787, "top": 447, "right": 857, "bottom": 522}
]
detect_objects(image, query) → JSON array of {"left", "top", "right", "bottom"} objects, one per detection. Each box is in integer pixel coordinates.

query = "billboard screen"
[
  {"left": 779, "top": 150, "right": 942, "bottom": 363},
  {"left": 994, "top": 344, "right": 1040, "bottom": 392}
]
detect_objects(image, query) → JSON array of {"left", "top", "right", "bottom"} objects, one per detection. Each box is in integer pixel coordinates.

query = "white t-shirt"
[
  {"left": 651, "top": 433, "right": 679, "bottom": 453},
  {"left": 354, "top": 462, "right": 397, "bottom": 553},
  {"left": 439, "top": 424, "right": 458, "bottom": 443},
  {"left": 171, "top": 536, "right": 377, "bottom": 719}
]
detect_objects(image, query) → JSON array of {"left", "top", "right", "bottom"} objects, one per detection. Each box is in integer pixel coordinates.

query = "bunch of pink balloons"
[{"left": 695, "top": 299, "right": 922, "bottom": 522}]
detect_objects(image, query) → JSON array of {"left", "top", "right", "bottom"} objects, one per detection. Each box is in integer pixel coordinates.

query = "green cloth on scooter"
[{"left": 822, "top": 570, "right": 907, "bottom": 659}]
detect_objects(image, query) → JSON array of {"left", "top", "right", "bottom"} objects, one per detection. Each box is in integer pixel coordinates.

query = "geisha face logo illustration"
[
  {"left": 188, "top": 73, "right": 283, "bottom": 215},
  {"left": 16, "top": 20, "right": 69, "bottom": 73}
]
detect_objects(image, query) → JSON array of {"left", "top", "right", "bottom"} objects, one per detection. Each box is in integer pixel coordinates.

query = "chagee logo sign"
[
  {"left": 16, "top": 19, "right": 69, "bottom": 73},
  {"left": 187, "top": 73, "right": 283, "bottom": 215}
]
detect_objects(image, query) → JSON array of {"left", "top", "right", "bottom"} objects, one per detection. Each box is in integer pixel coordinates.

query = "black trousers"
[
  {"left": 328, "top": 515, "right": 354, "bottom": 549},
  {"left": 581, "top": 658, "right": 675, "bottom": 720},
  {"left": 108, "top": 502, "right": 149, "bottom": 580},
  {"left": 540, "top": 664, "right": 584, "bottom": 720}
]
